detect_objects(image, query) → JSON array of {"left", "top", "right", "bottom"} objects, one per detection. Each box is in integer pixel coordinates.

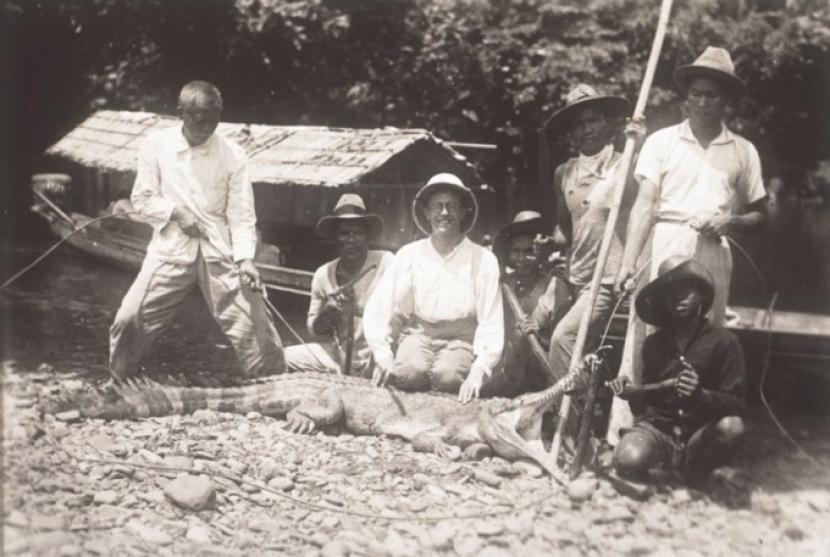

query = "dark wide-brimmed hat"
[
  {"left": 674, "top": 46, "right": 745, "bottom": 99},
  {"left": 316, "top": 193, "right": 384, "bottom": 240},
  {"left": 635, "top": 256, "right": 716, "bottom": 327},
  {"left": 543, "top": 83, "right": 631, "bottom": 134},
  {"left": 412, "top": 173, "right": 479, "bottom": 236},
  {"left": 493, "top": 210, "right": 545, "bottom": 266}
]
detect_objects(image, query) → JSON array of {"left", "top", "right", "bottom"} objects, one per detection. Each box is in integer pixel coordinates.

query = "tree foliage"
[{"left": 6, "top": 0, "right": 830, "bottom": 197}]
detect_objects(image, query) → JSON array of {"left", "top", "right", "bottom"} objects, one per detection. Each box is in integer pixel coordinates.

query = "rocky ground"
[{"left": 3, "top": 361, "right": 830, "bottom": 557}]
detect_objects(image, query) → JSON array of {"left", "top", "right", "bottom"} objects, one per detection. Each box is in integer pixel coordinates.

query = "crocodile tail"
[{"left": 77, "top": 378, "right": 293, "bottom": 420}]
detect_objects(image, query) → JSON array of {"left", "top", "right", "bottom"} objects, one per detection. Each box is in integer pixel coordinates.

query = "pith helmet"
[{"left": 412, "top": 173, "right": 479, "bottom": 236}]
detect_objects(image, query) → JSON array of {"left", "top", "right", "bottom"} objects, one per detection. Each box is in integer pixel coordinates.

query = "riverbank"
[{"left": 3, "top": 360, "right": 830, "bottom": 556}]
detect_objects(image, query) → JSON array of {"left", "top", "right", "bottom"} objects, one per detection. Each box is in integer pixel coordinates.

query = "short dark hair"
[{"left": 178, "top": 81, "right": 223, "bottom": 111}]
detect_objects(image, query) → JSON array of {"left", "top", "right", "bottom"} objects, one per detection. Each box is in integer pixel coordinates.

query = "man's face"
[
  {"left": 508, "top": 234, "right": 537, "bottom": 275},
  {"left": 335, "top": 220, "right": 369, "bottom": 262},
  {"left": 426, "top": 190, "right": 466, "bottom": 236},
  {"left": 181, "top": 96, "right": 221, "bottom": 147},
  {"left": 571, "top": 107, "right": 611, "bottom": 156},
  {"left": 663, "top": 280, "right": 704, "bottom": 321},
  {"left": 685, "top": 77, "right": 727, "bottom": 129}
]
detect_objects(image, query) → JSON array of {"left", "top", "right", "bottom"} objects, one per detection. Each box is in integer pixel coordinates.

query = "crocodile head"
[{"left": 476, "top": 356, "right": 596, "bottom": 479}]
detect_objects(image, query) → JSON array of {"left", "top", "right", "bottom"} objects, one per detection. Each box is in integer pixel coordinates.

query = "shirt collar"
[
  {"left": 577, "top": 143, "right": 615, "bottom": 177},
  {"left": 679, "top": 119, "right": 734, "bottom": 147},
  {"left": 172, "top": 125, "right": 216, "bottom": 153}
]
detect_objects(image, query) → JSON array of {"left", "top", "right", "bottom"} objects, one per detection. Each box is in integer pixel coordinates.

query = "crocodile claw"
[{"left": 285, "top": 413, "right": 316, "bottom": 435}]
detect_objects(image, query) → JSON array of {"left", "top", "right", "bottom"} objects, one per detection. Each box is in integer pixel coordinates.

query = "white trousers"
[{"left": 109, "top": 253, "right": 284, "bottom": 380}]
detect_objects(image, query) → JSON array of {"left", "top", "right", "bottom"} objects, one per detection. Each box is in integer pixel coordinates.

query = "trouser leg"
[
  {"left": 284, "top": 342, "right": 341, "bottom": 374},
  {"left": 685, "top": 416, "right": 746, "bottom": 480},
  {"left": 197, "top": 255, "right": 285, "bottom": 377},
  {"left": 548, "top": 284, "right": 614, "bottom": 378},
  {"left": 390, "top": 332, "right": 433, "bottom": 391},
  {"left": 430, "top": 340, "right": 475, "bottom": 393},
  {"left": 109, "top": 257, "right": 196, "bottom": 381}
]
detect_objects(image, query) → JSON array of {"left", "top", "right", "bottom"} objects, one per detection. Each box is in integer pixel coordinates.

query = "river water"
[{"left": 1, "top": 236, "right": 310, "bottom": 384}]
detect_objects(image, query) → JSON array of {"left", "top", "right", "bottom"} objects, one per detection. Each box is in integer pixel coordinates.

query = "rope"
[
  {"left": 590, "top": 226, "right": 823, "bottom": 470},
  {"left": 725, "top": 236, "right": 823, "bottom": 470},
  {"left": 1, "top": 213, "right": 138, "bottom": 291},
  {"left": 42, "top": 430, "right": 562, "bottom": 523}
]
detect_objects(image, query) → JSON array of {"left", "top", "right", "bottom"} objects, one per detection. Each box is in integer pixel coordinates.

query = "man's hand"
[
  {"left": 171, "top": 205, "right": 204, "bottom": 237},
  {"left": 238, "top": 259, "right": 262, "bottom": 291},
  {"left": 689, "top": 213, "right": 731, "bottom": 239},
  {"left": 608, "top": 376, "right": 630, "bottom": 398},
  {"left": 625, "top": 116, "right": 647, "bottom": 145},
  {"left": 517, "top": 317, "right": 539, "bottom": 337},
  {"left": 371, "top": 356, "right": 394, "bottom": 387},
  {"left": 675, "top": 366, "right": 701, "bottom": 398},
  {"left": 614, "top": 264, "right": 635, "bottom": 296},
  {"left": 458, "top": 367, "right": 485, "bottom": 403}
]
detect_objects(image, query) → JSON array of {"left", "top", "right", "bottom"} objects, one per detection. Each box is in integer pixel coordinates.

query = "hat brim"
[
  {"left": 674, "top": 65, "right": 745, "bottom": 99},
  {"left": 316, "top": 213, "right": 384, "bottom": 240},
  {"left": 635, "top": 260, "right": 715, "bottom": 327},
  {"left": 493, "top": 216, "right": 545, "bottom": 266},
  {"left": 412, "top": 181, "right": 479, "bottom": 236},
  {"left": 543, "top": 96, "right": 631, "bottom": 134}
]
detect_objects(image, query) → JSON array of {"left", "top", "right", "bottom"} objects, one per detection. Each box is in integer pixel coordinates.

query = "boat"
[{"left": 32, "top": 110, "right": 830, "bottom": 387}]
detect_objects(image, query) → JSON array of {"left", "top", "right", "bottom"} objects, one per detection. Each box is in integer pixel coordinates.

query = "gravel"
[{"left": 3, "top": 361, "right": 830, "bottom": 556}]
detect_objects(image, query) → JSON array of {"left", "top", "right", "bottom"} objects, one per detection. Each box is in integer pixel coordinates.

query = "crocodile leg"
[
  {"left": 412, "top": 430, "right": 462, "bottom": 460},
  {"left": 285, "top": 387, "right": 345, "bottom": 434}
]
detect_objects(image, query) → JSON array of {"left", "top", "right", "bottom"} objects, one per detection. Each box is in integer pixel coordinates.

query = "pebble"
[
  {"left": 321, "top": 540, "right": 351, "bottom": 557},
  {"left": 268, "top": 476, "right": 294, "bottom": 491},
  {"left": 453, "top": 533, "right": 483, "bottom": 557},
  {"left": 139, "top": 449, "right": 163, "bottom": 463},
  {"left": 55, "top": 410, "right": 80, "bottom": 422},
  {"left": 30, "top": 513, "right": 67, "bottom": 530},
  {"left": 93, "top": 491, "right": 119, "bottom": 505},
  {"left": 475, "top": 521, "right": 504, "bottom": 536},
  {"left": 6, "top": 510, "right": 29, "bottom": 528},
  {"left": 412, "top": 473, "right": 430, "bottom": 490},
  {"left": 164, "top": 455, "right": 195, "bottom": 470},
  {"left": 672, "top": 488, "right": 693, "bottom": 504},
  {"left": 127, "top": 523, "right": 173, "bottom": 546},
  {"left": 186, "top": 525, "right": 212, "bottom": 544},
  {"left": 83, "top": 540, "right": 111, "bottom": 555},
  {"left": 472, "top": 469, "right": 502, "bottom": 487},
  {"left": 568, "top": 477, "right": 599, "bottom": 502},
  {"left": 164, "top": 474, "right": 216, "bottom": 511},
  {"left": 192, "top": 409, "right": 219, "bottom": 424},
  {"left": 59, "top": 545, "right": 83, "bottom": 556}
]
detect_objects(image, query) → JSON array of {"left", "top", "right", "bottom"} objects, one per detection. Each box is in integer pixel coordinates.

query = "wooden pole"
[
  {"left": 549, "top": 0, "right": 675, "bottom": 467},
  {"left": 501, "top": 282, "right": 560, "bottom": 385}
]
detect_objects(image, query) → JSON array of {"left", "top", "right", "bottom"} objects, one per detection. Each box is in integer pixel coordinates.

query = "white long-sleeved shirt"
[
  {"left": 131, "top": 125, "right": 257, "bottom": 264},
  {"left": 363, "top": 237, "right": 504, "bottom": 376}
]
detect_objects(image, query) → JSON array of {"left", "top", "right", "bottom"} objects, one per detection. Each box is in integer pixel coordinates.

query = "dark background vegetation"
[{"left": 2, "top": 0, "right": 829, "bottom": 309}]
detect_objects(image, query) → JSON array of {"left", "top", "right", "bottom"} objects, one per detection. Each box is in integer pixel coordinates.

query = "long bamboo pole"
[{"left": 549, "top": 0, "right": 675, "bottom": 467}]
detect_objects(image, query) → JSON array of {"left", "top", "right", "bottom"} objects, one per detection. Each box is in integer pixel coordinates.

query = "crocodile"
[{"left": 47, "top": 365, "right": 593, "bottom": 476}]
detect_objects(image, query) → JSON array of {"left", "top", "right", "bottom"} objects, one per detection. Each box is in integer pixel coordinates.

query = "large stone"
[
  {"left": 568, "top": 477, "right": 599, "bottom": 502},
  {"left": 267, "top": 476, "right": 294, "bottom": 491},
  {"left": 164, "top": 474, "right": 216, "bottom": 511}
]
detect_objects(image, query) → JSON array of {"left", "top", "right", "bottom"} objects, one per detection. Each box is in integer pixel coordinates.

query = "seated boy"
[
  {"left": 494, "top": 210, "right": 570, "bottom": 392},
  {"left": 610, "top": 256, "right": 746, "bottom": 482}
]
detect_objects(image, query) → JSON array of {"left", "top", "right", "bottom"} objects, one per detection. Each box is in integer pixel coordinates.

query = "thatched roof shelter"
[{"left": 46, "top": 110, "right": 491, "bottom": 249}]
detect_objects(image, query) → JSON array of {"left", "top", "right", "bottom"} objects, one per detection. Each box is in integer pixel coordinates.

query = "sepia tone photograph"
[{"left": 1, "top": 0, "right": 829, "bottom": 555}]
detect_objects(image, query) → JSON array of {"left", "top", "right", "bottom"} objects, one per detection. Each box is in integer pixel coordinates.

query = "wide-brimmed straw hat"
[
  {"left": 316, "top": 193, "right": 384, "bottom": 240},
  {"left": 493, "top": 210, "right": 545, "bottom": 266},
  {"left": 674, "top": 46, "right": 745, "bottom": 99},
  {"left": 635, "top": 256, "right": 715, "bottom": 327},
  {"left": 543, "top": 83, "right": 630, "bottom": 134},
  {"left": 412, "top": 173, "right": 478, "bottom": 236}
]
